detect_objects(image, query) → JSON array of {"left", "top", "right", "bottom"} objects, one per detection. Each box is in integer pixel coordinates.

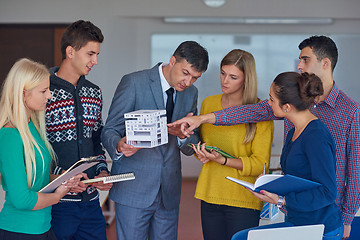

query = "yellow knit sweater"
[{"left": 194, "top": 94, "right": 274, "bottom": 211}]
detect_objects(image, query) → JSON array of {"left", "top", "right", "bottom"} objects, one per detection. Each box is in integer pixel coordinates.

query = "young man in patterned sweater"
[{"left": 45, "top": 20, "right": 112, "bottom": 240}]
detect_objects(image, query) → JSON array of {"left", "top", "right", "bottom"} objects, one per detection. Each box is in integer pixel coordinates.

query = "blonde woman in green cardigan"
[
  {"left": 191, "top": 49, "right": 274, "bottom": 240},
  {"left": 0, "top": 59, "right": 84, "bottom": 240}
]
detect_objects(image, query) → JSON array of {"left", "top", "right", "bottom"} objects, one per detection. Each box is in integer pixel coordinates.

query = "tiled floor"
[{"left": 105, "top": 179, "right": 202, "bottom": 240}]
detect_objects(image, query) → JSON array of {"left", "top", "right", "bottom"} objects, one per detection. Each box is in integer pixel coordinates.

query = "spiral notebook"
[{"left": 82, "top": 172, "right": 135, "bottom": 184}]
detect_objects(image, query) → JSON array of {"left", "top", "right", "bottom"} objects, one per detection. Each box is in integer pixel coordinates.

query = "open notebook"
[{"left": 226, "top": 174, "right": 321, "bottom": 196}]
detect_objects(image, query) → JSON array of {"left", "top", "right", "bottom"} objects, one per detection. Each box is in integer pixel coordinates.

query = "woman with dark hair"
[
  {"left": 191, "top": 49, "right": 274, "bottom": 240},
  {"left": 231, "top": 72, "right": 343, "bottom": 240}
]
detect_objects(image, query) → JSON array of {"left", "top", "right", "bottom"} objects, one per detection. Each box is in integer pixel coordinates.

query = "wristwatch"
[{"left": 276, "top": 196, "right": 284, "bottom": 208}]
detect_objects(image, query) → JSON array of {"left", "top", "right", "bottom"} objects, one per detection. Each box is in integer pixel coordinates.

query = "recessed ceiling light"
[
  {"left": 164, "top": 17, "right": 333, "bottom": 25},
  {"left": 203, "top": 0, "right": 226, "bottom": 8}
]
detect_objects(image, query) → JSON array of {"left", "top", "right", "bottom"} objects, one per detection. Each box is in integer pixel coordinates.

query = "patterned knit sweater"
[{"left": 45, "top": 67, "right": 109, "bottom": 202}]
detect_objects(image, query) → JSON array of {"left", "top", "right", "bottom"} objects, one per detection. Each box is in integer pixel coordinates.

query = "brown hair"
[
  {"left": 273, "top": 72, "right": 323, "bottom": 111},
  {"left": 221, "top": 49, "right": 258, "bottom": 144},
  {"left": 61, "top": 20, "right": 104, "bottom": 60}
]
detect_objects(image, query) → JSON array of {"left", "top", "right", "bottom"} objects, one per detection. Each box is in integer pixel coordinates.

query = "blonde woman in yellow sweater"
[{"left": 191, "top": 49, "right": 274, "bottom": 240}]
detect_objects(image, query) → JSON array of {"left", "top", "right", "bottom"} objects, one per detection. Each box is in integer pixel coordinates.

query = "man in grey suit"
[{"left": 101, "top": 41, "right": 209, "bottom": 240}]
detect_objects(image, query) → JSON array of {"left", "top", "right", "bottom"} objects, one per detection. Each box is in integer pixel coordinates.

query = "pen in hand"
[{"left": 263, "top": 162, "right": 266, "bottom": 175}]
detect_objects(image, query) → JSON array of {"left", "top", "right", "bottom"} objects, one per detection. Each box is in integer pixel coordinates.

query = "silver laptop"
[{"left": 247, "top": 224, "right": 324, "bottom": 240}]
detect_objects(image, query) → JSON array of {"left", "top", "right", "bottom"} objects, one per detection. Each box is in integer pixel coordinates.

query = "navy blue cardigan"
[{"left": 281, "top": 119, "right": 342, "bottom": 233}]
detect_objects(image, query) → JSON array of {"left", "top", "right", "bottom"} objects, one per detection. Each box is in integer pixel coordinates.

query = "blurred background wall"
[{"left": 1, "top": 0, "right": 359, "bottom": 177}]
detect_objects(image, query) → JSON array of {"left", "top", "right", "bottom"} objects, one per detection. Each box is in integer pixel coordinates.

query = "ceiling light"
[
  {"left": 203, "top": 0, "right": 226, "bottom": 8},
  {"left": 164, "top": 17, "right": 333, "bottom": 25}
]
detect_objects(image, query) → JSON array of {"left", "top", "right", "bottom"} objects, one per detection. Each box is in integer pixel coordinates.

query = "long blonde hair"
[
  {"left": 0, "top": 58, "right": 55, "bottom": 188},
  {"left": 221, "top": 49, "right": 258, "bottom": 144}
]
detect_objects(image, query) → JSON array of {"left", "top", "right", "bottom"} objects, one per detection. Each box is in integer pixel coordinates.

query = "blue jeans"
[
  {"left": 323, "top": 225, "right": 344, "bottom": 240},
  {"left": 51, "top": 199, "right": 106, "bottom": 240},
  {"left": 348, "top": 216, "right": 360, "bottom": 240},
  {"left": 231, "top": 222, "right": 344, "bottom": 240}
]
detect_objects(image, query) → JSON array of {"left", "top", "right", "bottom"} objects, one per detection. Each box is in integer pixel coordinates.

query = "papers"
[
  {"left": 40, "top": 156, "right": 100, "bottom": 193},
  {"left": 226, "top": 174, "right": 321, "bottom": 196}
]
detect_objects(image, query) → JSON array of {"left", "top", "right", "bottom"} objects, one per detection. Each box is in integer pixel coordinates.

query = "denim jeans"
[
  {"left": 51, "top": 199, "right": 106, "bottom": 240},
  {"left": 323, "top": 225, "right": 344, "bottom": 240}
]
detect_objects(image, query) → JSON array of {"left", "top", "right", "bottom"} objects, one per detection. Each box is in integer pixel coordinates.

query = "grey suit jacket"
[{"left": 101, "top": 63, "right": 200, "bottom": 209}]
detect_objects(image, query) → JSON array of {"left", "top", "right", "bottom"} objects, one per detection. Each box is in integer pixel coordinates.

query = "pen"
[{"left": 263, "top": 162, "right": 266, "bottom": 175}]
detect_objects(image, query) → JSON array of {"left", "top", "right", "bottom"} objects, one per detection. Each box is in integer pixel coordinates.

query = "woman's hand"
[
  {"left": 64, "top": 172, "right": 88, "bottom": 193},
  {"left": 249, "top": 189, "right": 280, "bottom": 205},
  {"left": 54, "top": 183, "right": 69, "bottom": 199},
  {"left": 191, "top": 142, "right": 223, "bottom": 164}
]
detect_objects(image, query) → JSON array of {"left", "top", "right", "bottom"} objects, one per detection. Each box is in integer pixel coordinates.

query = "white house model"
[{"left": 125, "top": 109, "right": 168, "bottom": 148}]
